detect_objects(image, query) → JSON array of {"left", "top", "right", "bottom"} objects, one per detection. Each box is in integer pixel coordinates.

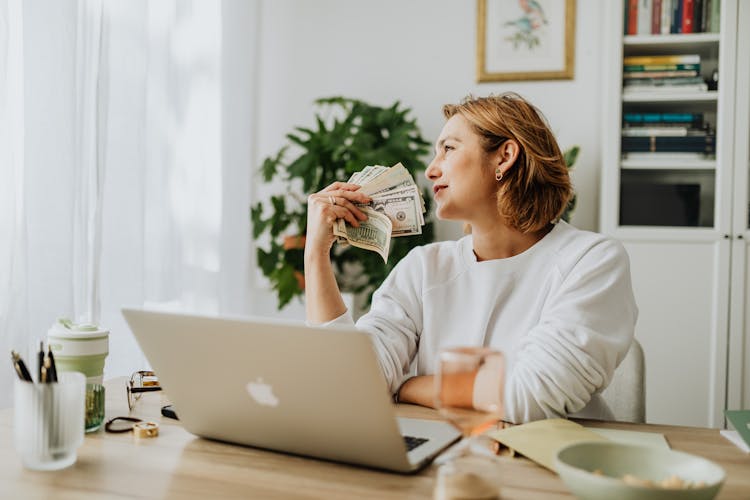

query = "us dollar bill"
[
  {"left": 370, "top": 191, "right": 423, "bottom": 236},
  {"left": 333, "top": 162, "right": 426, "bottom": 261},
  {"left": 332, "top": 207, "right": 392, "bottom": 262}
]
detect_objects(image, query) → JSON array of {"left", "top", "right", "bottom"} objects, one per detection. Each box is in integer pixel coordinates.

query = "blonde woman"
[{"left": 304, "top": 93, "right": 637, "bottom": 423}]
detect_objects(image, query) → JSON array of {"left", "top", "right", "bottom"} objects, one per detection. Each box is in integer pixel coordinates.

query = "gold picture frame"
[{"left": 477, "top": 0, "right": 576, "bottom": 82}]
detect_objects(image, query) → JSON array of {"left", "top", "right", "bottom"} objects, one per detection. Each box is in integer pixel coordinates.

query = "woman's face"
[{"left": 425, "top": 114, "right": 498, "bottom": 222}]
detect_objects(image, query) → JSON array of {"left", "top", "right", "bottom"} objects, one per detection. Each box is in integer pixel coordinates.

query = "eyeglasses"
[
  {"left": 126, "top": 370, "right": 162, "bottom": 411},
  {"left": 104, "top": 416, "right": 160, "bottom": 438}
]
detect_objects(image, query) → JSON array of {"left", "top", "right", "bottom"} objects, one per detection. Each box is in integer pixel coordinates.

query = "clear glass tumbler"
[{"left": 13, "top": 371, "right": 86, "bottom": 471}]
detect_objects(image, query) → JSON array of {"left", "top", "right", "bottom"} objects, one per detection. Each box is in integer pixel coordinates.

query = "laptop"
[{"left": 121, "top": 308, "right": 461, "bottom": 473}]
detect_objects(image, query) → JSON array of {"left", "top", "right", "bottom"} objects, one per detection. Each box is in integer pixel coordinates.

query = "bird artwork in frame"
[{"left": 476, "top": 0, "right": 576, "bottom": 82}]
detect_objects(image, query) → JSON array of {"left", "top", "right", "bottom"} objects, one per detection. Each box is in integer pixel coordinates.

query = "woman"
[{"left": 304, "top": 93, "right": 637, "bottom": 423}]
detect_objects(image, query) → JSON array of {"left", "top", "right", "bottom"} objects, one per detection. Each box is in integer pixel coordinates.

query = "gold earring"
[{"left": 495, "top": 168, "right": 503, "bottom": 181}]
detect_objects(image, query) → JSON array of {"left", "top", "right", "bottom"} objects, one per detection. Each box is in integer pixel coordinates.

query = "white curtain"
[
  {"left": 0, "top": 0, "right": 27, "bottom": 408},
  {"left": 72, "top": 0, "right": 107, "bottom": 328},
  {"left": 1, "top": 0, "right": 253, "bottom": 407},
  {"left": 99, "top": 0, "right": 225, "bottom": 376}
]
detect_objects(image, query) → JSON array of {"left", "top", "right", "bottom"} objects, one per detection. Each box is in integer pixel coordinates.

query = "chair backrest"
[{"left": 601, "top": 339, "right": 646, "bottom": 423}]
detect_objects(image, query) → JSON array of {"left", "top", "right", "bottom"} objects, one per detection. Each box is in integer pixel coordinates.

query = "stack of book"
[
  {"left": 623, "top": 54, "right": 707, "bottom": 94},
  {"left": 624, "top": 0, "right": 721, "bottom": 35},
  {"left": 621, "top": 112, "right": 715, "bottom": 156}
]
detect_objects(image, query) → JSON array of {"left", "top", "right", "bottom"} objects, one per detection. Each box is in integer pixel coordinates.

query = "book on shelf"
[
  {"left": 626, "top": 0, "right": 638, "bottom": 35},
  {"left": 623, "top": 0, "right": 719, "bottom": 35},
  {"left": 624, "top": 76, "right": 705, "bottom": 85},
  {"left": 623, "top": 75, "right": 708, "bottom": 93},
  {"left": 623, "top": 83, "right": 708, "bottom": 93},
  {"left": 672, "top": 0, "right": 683, "bottom": 33},
  {"left": 638, "top": 0, "right": 652, "bottom": 35},
  {"left": 623, "top": 112, "right": 704, "bottom": 127},
  {"left": 682, "top": 0, "right": 695, "bottom": 33},
  {"left": 621, "top": 133, "right": 715, "bottom": 153},
  {"left": 661, "top": 0, "right": 672, "bottom": 34},
  {"left": 622, "top": 127, "right": 692, "bottom": 136},
  {"left": 624, "top": 63, "right": 699, "bottom": 72},
  {"left": 651, "top": 0, "right": 662, "bottom": 33},
  {"left": 623, "top": 69, "right": 699, "bottom": 79},
  {"left": 623, "top": 54, "right": 701, "bottom": 80},
  {"left": 623, "top": 54, "right": 700, "bottom": 66}
]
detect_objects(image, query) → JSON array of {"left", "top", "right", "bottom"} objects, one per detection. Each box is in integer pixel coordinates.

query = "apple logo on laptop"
[{"left": 245, "top": 377, "right": 279, "bottom": 407}]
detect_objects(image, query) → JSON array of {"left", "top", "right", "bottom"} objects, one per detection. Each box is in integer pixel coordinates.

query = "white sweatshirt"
[{"left": 327, "top": 221, "right": 638, "bottom": 423}]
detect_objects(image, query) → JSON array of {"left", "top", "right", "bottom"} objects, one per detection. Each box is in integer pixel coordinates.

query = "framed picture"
[{"left": 476, "top": 0, "right": 576, "bottom": 82}]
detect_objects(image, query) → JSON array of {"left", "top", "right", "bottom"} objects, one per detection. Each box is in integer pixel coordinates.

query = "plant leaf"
[{"left": 563, "top": 146, "right": 580, "bottom": 169}]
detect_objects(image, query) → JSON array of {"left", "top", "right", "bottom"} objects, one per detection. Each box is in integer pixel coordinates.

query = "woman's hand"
[
  {"left": 304, "top": 182, "right": 371, "bottom": 323},
  {"left": 305, "top": 182, "right": 371, "bottom": 257}
]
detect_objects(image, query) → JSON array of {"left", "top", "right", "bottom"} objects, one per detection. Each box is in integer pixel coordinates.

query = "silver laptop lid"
[{"left": 122, "top": 308, "right": 433, "bottom": 471}]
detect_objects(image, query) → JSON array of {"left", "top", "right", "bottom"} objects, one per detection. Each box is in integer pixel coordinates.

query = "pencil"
[
  {"left": 47, "top": 347, "right": 58, "bottom": 383},
  {"left": 10, "top": 351, "right": 33, "bottom": 382}
]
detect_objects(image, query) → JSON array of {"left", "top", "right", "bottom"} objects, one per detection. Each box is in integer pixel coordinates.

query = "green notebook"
[{"left": 725, "top": 410, "right": 750, "bottom": 449}]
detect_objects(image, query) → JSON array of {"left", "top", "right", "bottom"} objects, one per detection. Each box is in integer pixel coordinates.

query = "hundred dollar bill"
[
  {"left": 335, "top": 185, "right": 423, "bottom": 239},
  {"left": 332, "top": 207, "right": 392, "bottom": 262},
  {"left": 358, "top": 163, "right": 413, "bottom": 196},
  {"left": 333, "top": 162, "right": 426, "bottom": 260},
  {"left": 377, "top": 184, "right": 425, "bottom": 225},
  {"left": 370, "top": 191, "right": 423, "bottom": 236}
]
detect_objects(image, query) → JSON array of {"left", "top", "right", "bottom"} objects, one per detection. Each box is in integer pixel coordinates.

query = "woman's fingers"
[
  {"left": 327, "top": 195, "right": 368, "bottom": 221},
  {"left": 306, "top": 182, "right": 372, "bottom": 238},
  {"left": 323, "top": 181, "right": 361, "bottom": 193},
  {"left": 330, "top": 205, "right": 362, "bottom": 227},
  {"left": 312, "top": 196, "right": 364, "bottom": 227}
]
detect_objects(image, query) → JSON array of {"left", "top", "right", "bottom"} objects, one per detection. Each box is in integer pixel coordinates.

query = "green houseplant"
[
  {"left": 561, "top": 145, "right": 580, "bottom": 223},
  {"left": 251, "top": 97, "right": 434, "bottom": 309}
]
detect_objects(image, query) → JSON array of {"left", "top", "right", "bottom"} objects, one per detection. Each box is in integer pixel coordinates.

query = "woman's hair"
[{"left": 443, "top": 93, "right": 573, "bottom": 233}]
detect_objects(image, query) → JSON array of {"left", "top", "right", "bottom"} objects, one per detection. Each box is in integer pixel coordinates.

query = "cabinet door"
[
  {"left": 625, "top": 240, "right": 730, "bottom": 428},
  {"left": 727, "top": 0, "right": 750, "bottom": 412},
  {"left": 728, "top": 242, "right": 750, "bottom": 411}
]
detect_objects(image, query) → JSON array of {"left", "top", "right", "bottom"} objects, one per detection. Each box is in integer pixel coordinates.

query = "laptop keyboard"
[{"left": 403, "top": 435, "right": 429, "bottom": 452}]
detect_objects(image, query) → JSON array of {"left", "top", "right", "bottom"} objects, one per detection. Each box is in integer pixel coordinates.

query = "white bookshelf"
[
  {"left": 623, "top": 33, "right": 720, "bottom": 47},
  {"left": 601, "top": 0, "right": 749, "bottom": 428}
]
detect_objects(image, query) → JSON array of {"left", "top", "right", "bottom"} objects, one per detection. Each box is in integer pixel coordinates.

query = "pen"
[
  {"left": 43, "top": 355, "right": 53, "bottom": 384},
  {"left": 38, "top": 341, "right": 44, "bottom": 383},
  {"left": 10, "top": 351, "right": 33, "bottom": 382},
  {"left": 47, "top": 346, "right": 58, "bottom": 383}
]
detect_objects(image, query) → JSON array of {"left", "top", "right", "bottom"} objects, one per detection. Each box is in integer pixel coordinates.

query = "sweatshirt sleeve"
[
  {"left": 354, "top": 248, "right": 425, "bottom": 395},
  {"left": 502, "top": 238, "right": 638, "bottom": 423}
]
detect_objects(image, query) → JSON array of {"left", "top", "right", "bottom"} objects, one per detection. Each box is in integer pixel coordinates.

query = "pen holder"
[{"left": 13, "top": 372, "right": 86, "bottom": 471}]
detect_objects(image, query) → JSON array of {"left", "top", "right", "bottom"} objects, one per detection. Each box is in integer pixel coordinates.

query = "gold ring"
[
  {"left": 133, "top": 421, "right": 159, "bottom": 439},
  {"left": 329, "top": 196, "right": 337, "bottom": 206}
]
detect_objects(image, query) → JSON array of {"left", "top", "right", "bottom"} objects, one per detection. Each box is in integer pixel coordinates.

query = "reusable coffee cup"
[{"left": 47, "top": 320, "right": 109, "bottom": 432}]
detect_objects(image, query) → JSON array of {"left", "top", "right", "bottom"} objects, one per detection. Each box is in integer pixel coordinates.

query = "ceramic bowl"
[{"left": 555, "top": 441, "right": 725, "bottom": 500}]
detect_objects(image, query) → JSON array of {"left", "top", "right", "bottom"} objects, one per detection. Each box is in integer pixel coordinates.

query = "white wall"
[
  {"left": 18, "top": 0, "right": 610, "bottom": 326},
  {"left": 249, "top": 0, "right": 606, "bottom": 317}
]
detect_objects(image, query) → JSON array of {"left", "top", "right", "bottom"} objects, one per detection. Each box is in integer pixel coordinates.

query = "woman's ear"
[{"left": 496, "top": 139, "right": 520, "bottom": 177}]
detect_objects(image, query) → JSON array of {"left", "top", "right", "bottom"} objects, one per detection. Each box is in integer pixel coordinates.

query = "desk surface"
[{"left": 1, "top": 378, "right": 749, "bottom": 499}]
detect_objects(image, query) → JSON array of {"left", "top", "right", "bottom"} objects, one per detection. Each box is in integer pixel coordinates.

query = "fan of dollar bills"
[{"left": 333, "top": 162, "right": 426, "bottom": 263}]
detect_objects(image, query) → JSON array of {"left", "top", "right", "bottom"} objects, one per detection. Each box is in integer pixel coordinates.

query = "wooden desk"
[{"left": 1, "top": 378, "right": 748, "bottom": 499}]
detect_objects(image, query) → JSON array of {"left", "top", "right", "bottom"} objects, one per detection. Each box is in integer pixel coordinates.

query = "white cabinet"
[{"left": 601, "top": 0, "right": 750, "bottom": 427}]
